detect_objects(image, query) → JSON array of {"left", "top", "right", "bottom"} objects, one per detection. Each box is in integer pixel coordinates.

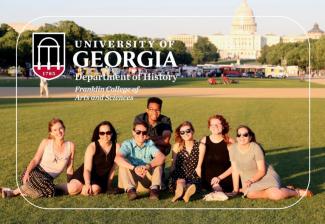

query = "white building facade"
[{"left": 168, "top": 0, "right": 324, "bottom": 60}]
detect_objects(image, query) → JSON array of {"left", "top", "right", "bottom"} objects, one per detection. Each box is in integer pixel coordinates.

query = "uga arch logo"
[{"left": 32, "top": 33, "right": 66, "bottom": 80}]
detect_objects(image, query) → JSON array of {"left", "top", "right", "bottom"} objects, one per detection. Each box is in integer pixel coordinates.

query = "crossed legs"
[{"left": 246, "top": 187, "right": 302, "bottom": 200}]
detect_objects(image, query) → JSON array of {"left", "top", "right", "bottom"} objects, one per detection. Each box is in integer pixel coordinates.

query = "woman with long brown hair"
[
  {"left": 230, "top": 125, "right": 312, "bottom": 200},
  {"left": 169, "top": 121, "right": 205, "bottom": 203},
  {"left": 201, "top": 114, "right": 234, "bottom": 194},
  {"left": 1, "top": 118, "right": 75, "bottom": 198}
]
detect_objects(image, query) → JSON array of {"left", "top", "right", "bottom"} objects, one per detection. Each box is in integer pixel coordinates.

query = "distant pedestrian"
[{"left": 40, "top": 78, "right": 49, "bottom": 97}]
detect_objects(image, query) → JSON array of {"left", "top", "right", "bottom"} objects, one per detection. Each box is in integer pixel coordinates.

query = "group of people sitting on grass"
[
  {"left": 208, "top": 75, "right": 239, "bottom": 85},
  {"left": 0, "top": 97, "right": 313, "bottom": 202}
]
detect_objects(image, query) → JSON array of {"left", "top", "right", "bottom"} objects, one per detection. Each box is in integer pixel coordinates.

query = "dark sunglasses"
[
  {"left": 237, "top": 133, "right": 249, "bottom": 137},
  {"left": 180, "top": 129, "right": 192, "bottom": 135},
  {"left": 99, "top": 131, "right": 112, "bottom": 136},
  {"left": 134, "top": 130, "right": 148, "bottom": 136}
]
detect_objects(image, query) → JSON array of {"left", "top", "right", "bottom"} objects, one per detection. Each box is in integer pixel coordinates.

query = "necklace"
[{"left": 53, "top": 140, "right": 65, "bottom": 163}]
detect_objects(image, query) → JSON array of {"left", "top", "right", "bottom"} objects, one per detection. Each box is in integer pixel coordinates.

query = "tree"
[
  {"left": 0, "top": 23, "right": 18, "bottom": 67},
  {"left": 17, "top": 30, "right": 33, "bottom": 67},
  {"left": 313, "top": 37, "right": 325, "bottom": 71},
  {"left": 257, "top": 39, "right": 324, "bottom": 71},
  {"left": 191, "top": 37, "right": 219, "bottom": 65},
  {"left": 167, "top": 40, "right": 192, "bottom": 65},
  {"left": 38, "top": 20, "right": 99, "bottom": 65}
]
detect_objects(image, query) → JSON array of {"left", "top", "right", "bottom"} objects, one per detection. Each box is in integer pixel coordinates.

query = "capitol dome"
[{"left": 231, "top": 0, "right": 257, "bottom": 35}]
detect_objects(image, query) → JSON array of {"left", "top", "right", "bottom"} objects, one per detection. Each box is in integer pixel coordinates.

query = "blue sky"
[{"left": 1, "top": 0, "right": 324, "bottom": 37}]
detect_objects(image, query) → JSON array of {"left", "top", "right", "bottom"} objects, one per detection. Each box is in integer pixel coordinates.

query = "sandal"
[
  {"left": 295, "top": 188, "right": 313, "bottom": 198},
  {"left": 1, "top": 188, "right": 14, "bottom": 198}
]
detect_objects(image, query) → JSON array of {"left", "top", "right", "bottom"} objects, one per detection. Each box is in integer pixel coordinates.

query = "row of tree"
[
  {"left": 0, "top": 21, "right": 220, "bottom": 68},
  {"left": 258, "top": 38, "right": 325, "bottom": 71}
]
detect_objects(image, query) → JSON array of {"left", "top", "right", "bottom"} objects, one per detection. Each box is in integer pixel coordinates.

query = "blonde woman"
[
  {"left": 1, "top": 118, "right": 75, "bottom": 198},
  {"left": 169, "top": 121, "right": 205, "bottom": 203}
]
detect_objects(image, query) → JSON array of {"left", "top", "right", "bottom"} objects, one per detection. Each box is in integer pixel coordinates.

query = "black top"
[
  {"left": 201, "top": 136, "right": 233, "bottom": 192},
  {"left": 173, "top": 141, "right": 200, "bottom": 181},
  {"left": 91, "top": 141, "right": 116, "bottom": 177},
  {"left": 169, "top": 141, "right": 201, "bottom": 191},
  {"left": 134, "top": 112, "right": 172, "bottom": 138},
  {"left": 71, "top": 141, "right": 116, "bottom": 190}
]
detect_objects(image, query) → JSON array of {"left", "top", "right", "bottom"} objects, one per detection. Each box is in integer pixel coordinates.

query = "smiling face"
[
  {"left": 236, "top": 127, "right": 251, "bottom": 145},
  {"left": 132, "top": 124, "right": 148, "bottom": 145},
  {"left": 98, "top": 124, "right": 112, "bottom": 143},
  {"left": 146, "top": 102, "right": 161, "bottom": 124},
  {"left": 209, "top": 118, "right": 223, "bottom": 135},
  {"left": 179, "top": 125, "right": 193, "bottom": 141},
  {"left": 50, "top": 122, "right": 65, "bottom": 140}
]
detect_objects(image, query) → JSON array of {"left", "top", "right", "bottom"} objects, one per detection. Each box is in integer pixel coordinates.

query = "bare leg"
[
  {"left": 62, "top": 179, "right": 83, "bottom": 195},
  {"left": 171, "top": 179, "right": 185, "bottom": 202},
  {"left": 183, "top": 184, "right": 196, "bottom": 203},
  {"left": 91, "top": 184, "right": 101, "bottom": 195},
  {"left": 12, "top": 188, "right": 21, "bottom": 197},
  {"left": 246, "top": 189, "right": 269, "bottom": 199},
  {"left": 247, "top": 187, "right": 298, "bottom": 200}
]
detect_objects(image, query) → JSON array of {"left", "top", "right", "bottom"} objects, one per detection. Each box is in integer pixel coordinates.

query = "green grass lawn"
[
  {"left": 0, "top": 97, "right": 324, "bottom": 223},
  {"left": 0, "top": 77, "right": 324, "bottom": 88}
]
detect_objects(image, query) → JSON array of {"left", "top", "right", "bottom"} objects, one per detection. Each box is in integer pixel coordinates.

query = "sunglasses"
[
  {"left": 134, "top": 130, "right": 148, "bottom": 136},
  {"left": 180, "top": 129, "right": 192, "bottom": 135},
  {"left": 237, "top": 133, "right": 249, "bottom": 138},
  {"left": 99, "top": 131, "right": 112, "bottom": 136}
]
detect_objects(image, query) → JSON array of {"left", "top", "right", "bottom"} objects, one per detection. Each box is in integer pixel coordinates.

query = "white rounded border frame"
[{"left": 15, "top": 15, "right": 312, "bottom": 210}]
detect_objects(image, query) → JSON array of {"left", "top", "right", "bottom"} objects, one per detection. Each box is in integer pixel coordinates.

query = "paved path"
[{"left": 0, "top": 87, "right": 324, "bottom": 98}]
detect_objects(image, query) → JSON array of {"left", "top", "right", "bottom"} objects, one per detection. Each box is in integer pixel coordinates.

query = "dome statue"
[{"left": 231, "top": 0, "right": 257, "bottom": 35}]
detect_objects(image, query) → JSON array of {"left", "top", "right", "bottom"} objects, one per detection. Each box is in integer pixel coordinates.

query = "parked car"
[
  {"left": 224, "top": 70, "right": 242, "bottom": 77},
  {"left": 241, "top": 71, "right": 255, "bottom": 77},
  {"left": 265, "top": 66, "right": 288, "bottom": 79},
  {"left": 7, "top": 66, "right": 25, "bottom": 76},
  {"left": 207, "top": 69, "right": 222, "bottom": 77},
  {"left": 254, "top": 71, "right": 265, "bottom": 78}
]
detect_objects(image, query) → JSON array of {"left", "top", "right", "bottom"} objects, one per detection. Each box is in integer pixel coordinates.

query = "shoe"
[
  {"left": 127, "top": 188, "right": 137, "bottom": 201},
  {"left": 149, "top": 188, "right": 160, "bottom": 200},
  {"left": 183, "top": 184, "right": 196, "bottom": 203},
  {"left": 2, "top": 188, "right": 14, "bottom": 198},
  {"left": 296, "top": 188, "right": 313, "bottom": 198},
  {"left": 171, "top": 184, "right": 184, "bottom": 202}
]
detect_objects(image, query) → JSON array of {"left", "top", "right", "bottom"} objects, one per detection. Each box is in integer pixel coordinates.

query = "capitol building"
[{"left": 168, "top": 0, "right": 324, "bottom": 60}]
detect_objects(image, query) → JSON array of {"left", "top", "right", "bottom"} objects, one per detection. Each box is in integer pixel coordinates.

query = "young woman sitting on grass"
[
  {"left": 230, "top": 125, "right": 313, "bottom": 200},
  {"left": 65, "top": 121, "right": 119, "bottom": 196},
  {"left": 1, "top": 118, "right": 75, "bottom": 198},
  {"left": 169, "top": 121, "right": 205, "bottom": 203}
]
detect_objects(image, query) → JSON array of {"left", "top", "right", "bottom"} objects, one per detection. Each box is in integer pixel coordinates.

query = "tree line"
[
  {"left": 0, "top": 21, "right": 220, "bottom": 68},
  {"left": 258, "top": 38, "right": 325, "bottom": 71}
]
